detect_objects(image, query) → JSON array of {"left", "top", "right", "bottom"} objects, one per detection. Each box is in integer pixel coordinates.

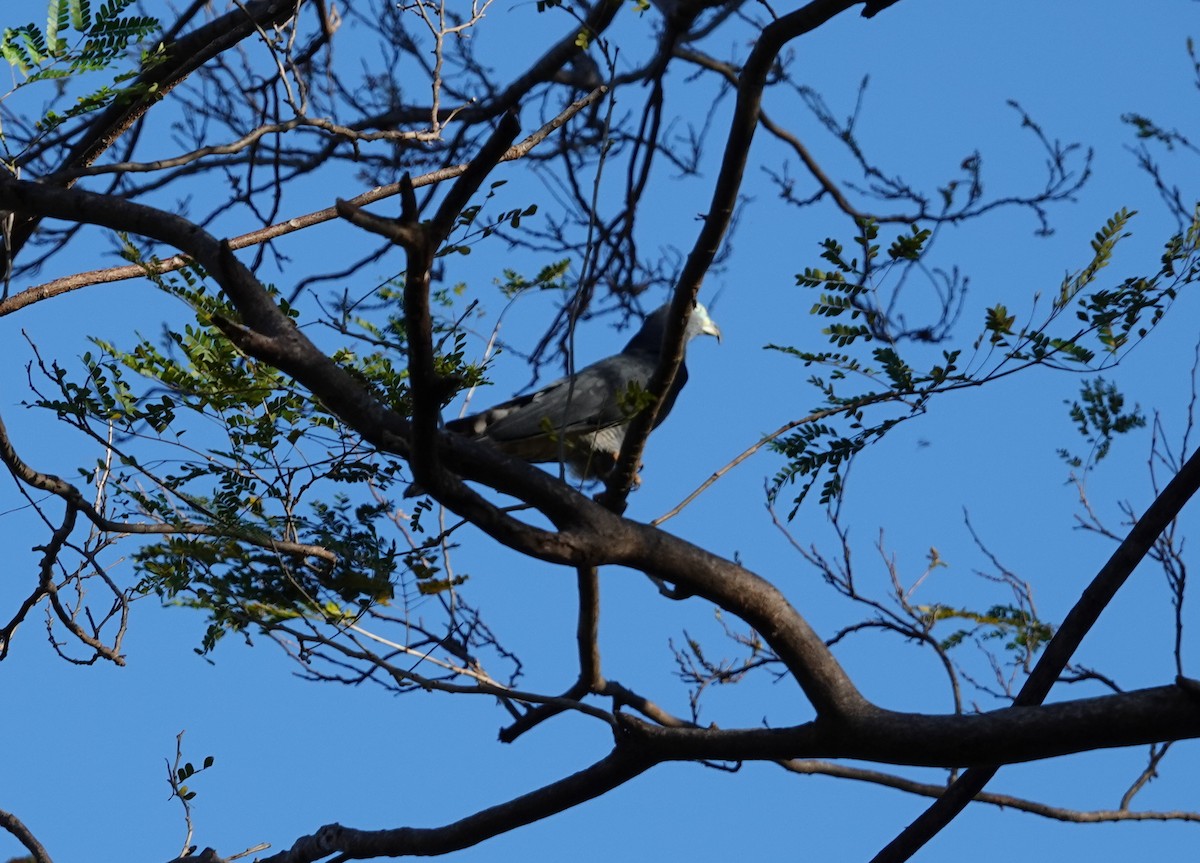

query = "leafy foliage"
[
  {"left": 23, "top": 254, "right": 493, "bottom": 653},
  {"left": 0, "top": 0, "right": 160, "bottom": 147},
  {"left": 173, "top": 753, "right": 216, "bottom": 803},
  {"left": 766, "top": 208, "right": 1200, "bottom": 517},
  {"left": 927, "top": 604, "right": 1055, "bottom": 656},
  {"left": 1, "top": 2, "right": 1198, "bottom": 855},
  {"left": 1058, "top": 377, "right": 1147, "bottom": 469},
  {"left": 136, "top": 499, "right": 400, "bottom": 655},
  {"left": 497, "top": 259, "right": 572, "bottom": 298},
  {"left": 440, "top": 181, "right": 540, "bottom": 257},
  {"left": 1, "top": 0, "right": 156, "bottom": 75}
]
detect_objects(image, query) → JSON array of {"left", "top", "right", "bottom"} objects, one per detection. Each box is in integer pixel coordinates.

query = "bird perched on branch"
[{"left": 418, "top": 300, "right": 721, "bottom": 490}]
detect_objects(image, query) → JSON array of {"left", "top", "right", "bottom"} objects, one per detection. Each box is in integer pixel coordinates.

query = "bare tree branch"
[
  {"left": 871, "top": 444, "right": 1200, "bottom": 862},
  {"left": 0, "top": 806, "right": 54, "bottom": 863},
  {"left": 0, "top": 88, "right": 606, "bottom": 318},
  {"left": 258, "top": 747, "right": 653, "bottom": 863}
]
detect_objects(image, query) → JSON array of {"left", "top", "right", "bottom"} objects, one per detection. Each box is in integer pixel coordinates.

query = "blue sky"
[{"left": 2, "top": 1, "right": 1199, "bottom": 861}]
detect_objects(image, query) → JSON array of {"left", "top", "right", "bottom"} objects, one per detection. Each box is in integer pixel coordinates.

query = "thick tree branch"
[
  {"left": 620, "top": 683, "right": 1200, "bottom": 767},
  {"left": 265, "top": 682, "right": 1199, "bottom": 861},
  {"left": 872, "top": 443, "right": 1200, "bottom": 862},
  {"left": 0, "top": 806, "right": 53, "bottom": 863},
  {"left": 258, "top": 747, "right": 653, "bottom": 863},
  {"left": 336, "top": 112, "right": 523, "bottom": 496},
  {"left": 0, "top": 167, "right": 866, "bottom": 717},
  {"left": 602, "top": 0, "right": 860, "bottom": 506},
  {"left": 415, "top": 421, "right": 866, "bottom": 717},
  {"left": 498, "top": 564, "right": 603, "bottom": 743}
]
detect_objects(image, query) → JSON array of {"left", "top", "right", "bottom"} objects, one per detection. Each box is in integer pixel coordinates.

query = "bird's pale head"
[{"left": 688, "top": 302, "right": 722, "bottom": 344}]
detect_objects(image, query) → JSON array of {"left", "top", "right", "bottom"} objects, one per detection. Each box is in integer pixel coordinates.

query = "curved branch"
[
  {"left": 0, "top": 171, "right": 865, "bottom": 719},
  {"left": 0, "top": 87, "right": 606, "bottom": 318},
  {"left": 261, "top": 682, "right": 1200, "bottom": 862},
  {"left": 53, "top": 115, "right": 450, "bottom": 182},
  {"left": 778, "top": 759, "right": 1200, "bottom": 824},
  {"left": 336, "top": 111, "right": 523, "bottom": 493},
  {"left": 872, "top": 443, "right": 1200, "bottom": 862},
  {"left": 356, "top": 0, "right": 622, "bottom": 131},
  {"left": 0, "top": 807, "right": 53, "bottom": 863},
  {"left": 498, "top": 564, "right": 603, "bottom": 743},
  {"left": 621, "top": 683, "right": 1200, "bottom": 767},
  {"left": 0, "top": 409, "right": 334, "bottom": 561},
  {"left": 11, "top": 0, "right": 303, "bottom": 256},
  {"left": 602, "top": 0, "right": 860, "bottom": 506},
  {"left": 258, "top": 747, "right": 653, "bottom": 863}
]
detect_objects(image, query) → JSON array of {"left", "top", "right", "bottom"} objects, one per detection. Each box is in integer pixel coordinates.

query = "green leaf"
[
  {"left": 984, "top": 304, "right": 1015, "bottom": 344},
  {"left": 70, "top": 0, "right": 92, "bottom": 30},
  {"left": 47, "top": 0, "right": 70, "bottom": 54},
  {"left": 887, "top": 224, "right": 932, "bottom": 261}
]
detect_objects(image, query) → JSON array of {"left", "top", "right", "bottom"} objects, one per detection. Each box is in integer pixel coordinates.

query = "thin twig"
[{"left": 0, "top": 87, "right": 607, "bottom": 317}]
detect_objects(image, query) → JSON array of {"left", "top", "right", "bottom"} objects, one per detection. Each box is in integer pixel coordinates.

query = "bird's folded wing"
[{"left": 450, "top": 355, "right": 656, "bottom": 444}]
